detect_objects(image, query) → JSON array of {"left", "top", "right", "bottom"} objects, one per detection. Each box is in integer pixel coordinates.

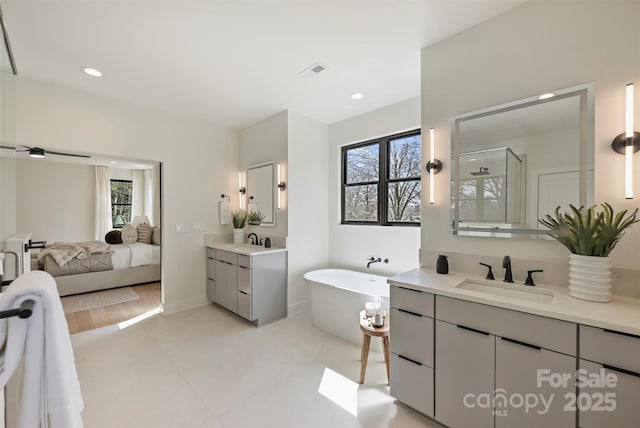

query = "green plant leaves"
[
  {"left": 538, "top": 203, "right": 639, "bottom": 256},
  {"left": 232, "top": 209, "right": 247, "bottom": 228}
]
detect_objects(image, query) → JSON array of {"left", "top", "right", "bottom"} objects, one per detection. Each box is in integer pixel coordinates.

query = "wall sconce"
[
  {"left": 611, "top": 83, "right": 639, "bottom": 199},
  {"left": 425, "top": 128, "right": 442, "bottom": 204},
  {"left": 238, "top": 172, "right": 246, "bottom": 209},
  {"left": 277, "top": 163, "right": 286, "bottom": 209}
]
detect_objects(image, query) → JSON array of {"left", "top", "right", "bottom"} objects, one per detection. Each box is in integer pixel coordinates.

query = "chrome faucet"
[
  {"left": 367, "top": 257, "right": 382, "bottom": 269},
  {"left": 247, "top": 233, "right": 258, "bottom": 245},
  {"left": 502, "top": 255, "right": 513, "bottom": 283}
]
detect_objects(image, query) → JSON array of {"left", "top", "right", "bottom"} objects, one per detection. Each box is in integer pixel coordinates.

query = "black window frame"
[
  {"left": 341, "top": 129, "right": 421, "bottom": 226},
  {"left": 110, "top": 179, "right": 133, "bottom": 229}
]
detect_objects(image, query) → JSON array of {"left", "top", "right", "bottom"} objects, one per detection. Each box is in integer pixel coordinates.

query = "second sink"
[{"left": 456, "top": 279, "right": 554, "bottom": 304}]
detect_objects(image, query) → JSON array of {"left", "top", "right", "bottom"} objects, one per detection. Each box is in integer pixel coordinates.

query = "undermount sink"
[{"left": 456, "top": 279, "right": 554, "bottom": 304}]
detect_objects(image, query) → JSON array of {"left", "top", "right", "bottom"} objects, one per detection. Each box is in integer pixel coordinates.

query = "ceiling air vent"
[{"left": 299, "top": 62, "right": 328, "bottom": 78}]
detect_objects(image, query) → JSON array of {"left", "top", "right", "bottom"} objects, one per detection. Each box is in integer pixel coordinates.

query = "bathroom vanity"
[
  {"left": 206, "top": 243, "right": 287, "bottom": 326},
  {"left": 388, "top": 268, "right": 640, "bottom": 428}
]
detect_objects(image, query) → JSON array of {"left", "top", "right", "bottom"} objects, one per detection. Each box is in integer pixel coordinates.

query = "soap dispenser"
[{"left": 436, "top": 255, "right": 449, "bottom": 274}]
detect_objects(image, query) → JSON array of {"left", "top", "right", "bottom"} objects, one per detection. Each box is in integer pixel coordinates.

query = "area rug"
[{"left": 61, "top": 287, "right": 140, "bottom": 314}]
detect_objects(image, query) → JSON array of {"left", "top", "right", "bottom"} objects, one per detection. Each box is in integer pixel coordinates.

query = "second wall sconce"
[
  {"left": 238, "top": 172, "right": 246, "bottom": 209},
  {"left": 425, "top": 127, "right": 442, "bottom": 204},
  {"left": 611, "top": 83, "right": 639, "bottom": 199},
  {"left": 277, "top": 163, "right": 286, "bottom": 209}
]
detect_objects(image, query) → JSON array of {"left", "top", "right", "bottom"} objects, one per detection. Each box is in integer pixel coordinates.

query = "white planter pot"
[
  {"left": 568, "top": 254, "right": 611, "bottom": 303},
  {"left": 233, "top": 228, "right": 245, "bottom": 244}
]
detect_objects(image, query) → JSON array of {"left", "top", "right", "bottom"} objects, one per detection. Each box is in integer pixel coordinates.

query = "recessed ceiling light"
[
  {"left": 82, "top": 67, "right": 103, "bottom": 77},
  {"left": 351, "top": 93, "right": 364, "bottom": 100},
  {"left": 469, "top": 158, "right": 477, "bottom": 162},
  {"left": 109, "top": 161, "right": 117, "bottom": 164},
  {"left": 538, "top": 93, "right": 554, "bottom": 100}
]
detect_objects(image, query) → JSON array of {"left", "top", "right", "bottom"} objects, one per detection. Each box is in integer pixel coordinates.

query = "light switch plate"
[
  {"left": 175, "top": 223, "right": 191, "bottom": 233},
  {"left": 192, "top": 223, "right": 205, "bottom": 233}
]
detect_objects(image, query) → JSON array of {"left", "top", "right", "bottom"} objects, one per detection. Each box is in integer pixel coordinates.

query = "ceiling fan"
[{"left": 15, "top": 145, "right": 91, "bottom": 159}]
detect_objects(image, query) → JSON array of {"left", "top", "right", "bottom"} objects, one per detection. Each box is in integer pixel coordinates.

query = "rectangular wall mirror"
[
  {"left": 450, "top": 84, "right": 594, "bottom": 238},
  {"left": 246, "top": 161, "right": 275, "bottom": 227}
]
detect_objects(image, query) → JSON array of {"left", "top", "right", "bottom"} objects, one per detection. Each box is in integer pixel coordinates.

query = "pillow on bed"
[
  {"left": 104, "top": 230, "right": 123, "bottom": 244},
  {"left": 137, "top": 223, "right": 153, "bottom": 244},
  {"left": 152, "top": 226, "right": 161, "bottom": 245},
  {"left": 121, "top": 224, "right": 138, "bottom": 244}
]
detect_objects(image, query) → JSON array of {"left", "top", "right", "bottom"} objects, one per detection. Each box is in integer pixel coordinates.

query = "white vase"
[
  {"left": 568, "top": 254, "right": 611, "bottom": 303},
  {"left": 233, "top": 228, "right": 245, "bottom": 244}
]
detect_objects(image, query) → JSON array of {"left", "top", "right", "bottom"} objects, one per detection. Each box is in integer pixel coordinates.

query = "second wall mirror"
[{"left": 246, "top": 161, "right": 275, "bottom": 227}]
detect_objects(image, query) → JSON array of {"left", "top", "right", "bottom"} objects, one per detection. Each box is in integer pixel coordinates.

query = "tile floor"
[{"left": 71, "top": 304, "right": 441, "bottom": 428}]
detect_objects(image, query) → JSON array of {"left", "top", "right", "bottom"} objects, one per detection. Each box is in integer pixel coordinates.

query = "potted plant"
[
  {"left": 247, "top": 210, "right": 265, "bottom": 226},
  {"left": 232, "top": 209, "right": 247, "bottom": 244},
  {"left": 538, "top": 203, "right": 638, "bottom": 302}
]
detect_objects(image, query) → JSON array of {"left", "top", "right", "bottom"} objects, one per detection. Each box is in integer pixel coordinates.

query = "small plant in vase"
[
  {"left": 232, "top": 209, "right": 247, "bottom": 244},
  {"left": 247, "top": 210, "right": 265, "bottom": 226},
  {"left": 538, "top": 203, "right": 638, "bottom": 302}
]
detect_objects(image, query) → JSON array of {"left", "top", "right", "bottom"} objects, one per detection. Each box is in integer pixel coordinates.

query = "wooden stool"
[{"left": 359, "top": 309, "right": 390, "bottom": 384}]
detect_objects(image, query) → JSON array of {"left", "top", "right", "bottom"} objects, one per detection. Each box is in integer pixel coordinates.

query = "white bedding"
[{"left": 111, "top": 243, "right": 161, "bottom": 269}]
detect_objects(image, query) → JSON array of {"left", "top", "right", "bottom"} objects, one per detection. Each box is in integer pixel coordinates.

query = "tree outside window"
[
  {"left": 342, "top": 130, "right": 421, "bottom": 226},
  {"left": 111, "top": 179, "right": 132, "bottom": 228}
]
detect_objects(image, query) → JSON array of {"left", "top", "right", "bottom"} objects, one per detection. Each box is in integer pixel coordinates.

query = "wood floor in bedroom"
[{"left": 65, "top": 282, "right": 161, "bottom": 334}]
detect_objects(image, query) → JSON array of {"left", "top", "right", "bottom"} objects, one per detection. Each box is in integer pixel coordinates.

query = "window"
[
  {"left": 111, "top": 179, "right": 133, "bottom": 228},
  {"left": 457, "top": 176, "right": 506, "bottom": 222},
  {"left": 341, "top": 129, "right": 421, "bottom": 226}
]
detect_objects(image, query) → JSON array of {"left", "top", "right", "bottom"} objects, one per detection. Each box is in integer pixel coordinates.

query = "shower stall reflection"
[{"left": 453, "top": 147, "right": 523, "bottom": 227}]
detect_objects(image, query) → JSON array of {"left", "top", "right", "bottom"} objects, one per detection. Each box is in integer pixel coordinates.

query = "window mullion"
[{"left": 380, "top": 139, "right": 387, "bottom": 226}]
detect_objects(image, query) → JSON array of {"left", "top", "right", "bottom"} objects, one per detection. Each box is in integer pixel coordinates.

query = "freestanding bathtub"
[{"left": 304, "top": 269, "right": 389, "bottom": 351}]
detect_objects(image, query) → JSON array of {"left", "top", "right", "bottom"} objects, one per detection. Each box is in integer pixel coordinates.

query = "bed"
[{"left": 31, "top": 242, "right": 161, "bottom": 297}]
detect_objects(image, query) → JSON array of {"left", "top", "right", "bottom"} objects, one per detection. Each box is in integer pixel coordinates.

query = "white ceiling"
[{"left": 3, "top": 0, "right": 523, "bottom": 130}]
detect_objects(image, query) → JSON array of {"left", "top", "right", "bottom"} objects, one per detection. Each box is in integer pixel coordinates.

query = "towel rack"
[{"left": 0, "top": 300, "right": 34, "bottom": 319}]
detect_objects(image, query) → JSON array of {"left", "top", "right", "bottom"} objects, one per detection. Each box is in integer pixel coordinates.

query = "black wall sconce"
[{"left": 611, "top": 83, "right": 639, "bottom": 199}]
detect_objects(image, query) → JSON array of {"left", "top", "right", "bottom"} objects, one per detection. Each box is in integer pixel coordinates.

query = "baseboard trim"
[
  {"left": 161, "top": 296, "right": 210, "bottom": 315},
  {"left": 287, "top": 299, "right": 310, "bottom": 317}
]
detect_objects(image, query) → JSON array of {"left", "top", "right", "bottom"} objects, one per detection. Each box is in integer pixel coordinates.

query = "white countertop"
[
  {"left": 206, "top": 242, "right": 288, "bottom": 256},
  {"left": 388, "top": 268, "right": 640, "bottom": 336}
]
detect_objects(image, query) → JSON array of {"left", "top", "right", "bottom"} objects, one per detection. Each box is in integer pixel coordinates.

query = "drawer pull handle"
[
  {"left": 456, "top": 324, "right": 489, "bottom": 336},
  {"left": 398, "top": 354, "right": 422, "bottom": 366},
  {"left": 602, "top": 364, "right": 640, "bottom": 378},
  {"left": 501, "top": 337, "right": 541, "bottom": 350},
  {"left": 398, "top": 286, "right": 422, "bottom": 293},
  {"left": 398, "top": 308, "right": 422, "bottom": 318},
  {"left": 603, "top": 329, "right": 640, "bottom": 340},
  {"left": 238, "top": 265, "right": 249, "bottom": 269},
  {"left": 239, "top": 290, "right": 249, "bottom": 295}
]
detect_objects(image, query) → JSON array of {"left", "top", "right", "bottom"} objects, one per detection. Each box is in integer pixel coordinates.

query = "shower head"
[{"left": 470, "top": 167, "right": 490, "bottom": 176}]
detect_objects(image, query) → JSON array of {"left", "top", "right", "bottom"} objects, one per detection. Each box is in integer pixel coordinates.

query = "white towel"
[
  {"left": 0, "top": 271, "right": 84, "bottom": 428},
  {"left": 219, "top": 200, "right": 231, "bottom": 225}
]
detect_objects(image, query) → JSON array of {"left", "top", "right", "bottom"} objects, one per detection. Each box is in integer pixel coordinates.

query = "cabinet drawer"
[
  {"left": 216, "top": 250, "right": 237, "bottom": 265},
  {"left": 436, "top": 295, "right": 576, "bottom": 355},
  {"left": 207, "top": 257, "right": 216, "bottom": 280},
  {"left": 206, "top": 248, "right": 216, "bottom": 259},
  {"left": 238, "top": 290, "right": 253, "bottom": 320},
  {"left": 237, "top": 254, "right": 251, "bottom": 268},
  {"left": 390, "top": 352, "right": 434, "bottom": 418},
  {"left": 390, "top": 286, "right": 434, "bottom": 317},
  {"left": 580, "top": 325, "right": 640, "bottom": 373},
  {"left": 579, "top": 359, "right": 640, "bottom": 428},
  {"left": 206, "top": 279, "right": 216, "bottom": 302},
  {"left": 238, "top": 265, "right": 251, "bottom": 294},
  {"left": 389, "top": 307, "right": 433, "bottom": 367}
]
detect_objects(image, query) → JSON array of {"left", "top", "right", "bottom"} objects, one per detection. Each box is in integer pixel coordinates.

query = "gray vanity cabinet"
[
  {"left": 434, "top": 295, "right": 577, "bottom": 428},
  {"left": 206, "top": 247, "right": 287, "bottom": 326},
  {"left": 435, "top": 320, "right": 495, "bottom": 428},
  {"left": 495, "top": 338, "right": 575, "bottom": 428},
  {"left": 389, "top": 286, "right": 435, "bottom": 418},
  {"left": 578, "top": 326, "right": 640, "bottom": 428}
]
